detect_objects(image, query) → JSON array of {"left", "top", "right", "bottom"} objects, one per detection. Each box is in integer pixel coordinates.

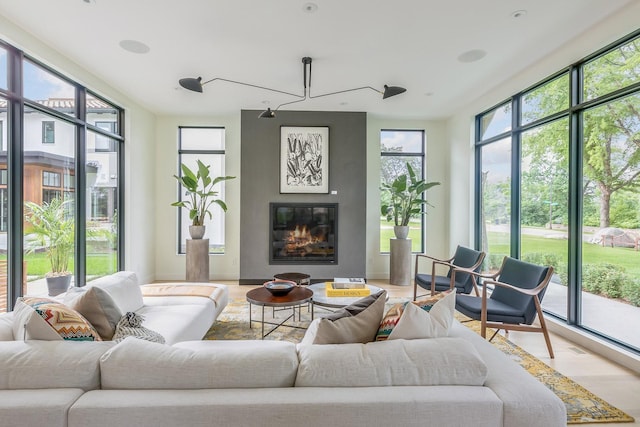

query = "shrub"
[
  {"left": 522, "top": 252, "right": 566, "bottom": 285},
  {"left": 581, "top": 263, "right": 627, "bottom": 298},
  {"left": 622, "top": 279, "right": 640, "bottom": 307}
]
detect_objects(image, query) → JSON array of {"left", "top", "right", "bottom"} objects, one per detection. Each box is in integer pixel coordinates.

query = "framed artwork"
[{"left": 280, "top": 126, "right": 329, "bottom": 193}]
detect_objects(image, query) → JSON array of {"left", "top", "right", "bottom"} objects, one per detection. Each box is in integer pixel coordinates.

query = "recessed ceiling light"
[
  {"left": 457, "top": 49, "right": 487, "bottom": 63},
  {"left": 119, "top": 39, "right": 150, "bottom": 54},
  {"left": 303, "top": 2, "right": 318, "bottom": 13},
  {"left": 511, "top": 10, "right": 527, "bottom": 19}
]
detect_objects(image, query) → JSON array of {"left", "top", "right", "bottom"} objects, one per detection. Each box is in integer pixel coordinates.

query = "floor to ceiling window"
[
  {"left": 475, "top": 30, "right": 640, "bottom": 353},
  {"left": 0, "top": 39, "right": 124, "bottom": 312},
  {"left": 176, "top": 127, "right": 228, "bottom": 254},
  {"left": 380, "top": 129, "right": 426, "bottom": 253}
]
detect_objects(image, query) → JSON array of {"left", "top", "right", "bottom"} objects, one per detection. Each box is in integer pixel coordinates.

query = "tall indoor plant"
[
  {"left": 172, "top": 159, "right": 235, "bottom": 239},
  {"left": 380, "top": 162, "right": 440, "bottom": 239},
  {"left": 25, "top": 197, "right": 75, "bottom": 295}
]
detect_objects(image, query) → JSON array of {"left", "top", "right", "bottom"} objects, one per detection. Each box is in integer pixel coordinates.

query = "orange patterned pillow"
[
  {"left": 14, "top": 297, "right": 102, "bottom": 341},
  {"left": 375, "top": 291, "right": 452, "bottom": 341}
]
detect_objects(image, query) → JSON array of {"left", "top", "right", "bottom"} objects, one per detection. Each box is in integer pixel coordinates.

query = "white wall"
[
  {"left": 0, "top": 15, "right": 158, "bottom": 285},
  {"left": 366, "top": 116, "right": 450, "bottom": 280},
  {"left": 154, "top": 114, "right": 241, "bottom": 281}
]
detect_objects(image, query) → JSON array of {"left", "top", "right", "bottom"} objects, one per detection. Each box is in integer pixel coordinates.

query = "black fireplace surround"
[{"left": 269, "top": 203, "right": 337, "bottom": 264}]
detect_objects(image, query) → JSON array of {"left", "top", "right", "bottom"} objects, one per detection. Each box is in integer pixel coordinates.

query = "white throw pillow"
[
  {"left": 388, "top": 290, "right": 455, "bottom": 340},
  {"left": 86, "top": 271, "right": 143, "bottom": 313}
]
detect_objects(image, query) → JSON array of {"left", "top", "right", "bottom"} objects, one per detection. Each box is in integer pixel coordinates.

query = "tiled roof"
[{"left": 0, "top": 97, "right": 113, "bottom": 110}]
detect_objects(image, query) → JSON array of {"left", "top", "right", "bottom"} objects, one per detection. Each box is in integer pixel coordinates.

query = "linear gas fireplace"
[{"left": 270, "top": 203, "right": 337, "bottom": 264}]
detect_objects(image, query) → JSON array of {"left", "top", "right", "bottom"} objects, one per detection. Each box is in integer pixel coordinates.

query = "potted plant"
[
  {"left": 172, "top": 159, "right": 235, "bottom": 239},
  {"left": 380, "top": 162, "right": 440, "bottom": 239},
  {"left": 24, "top": 197, "right": 75, "bottom": 296}
]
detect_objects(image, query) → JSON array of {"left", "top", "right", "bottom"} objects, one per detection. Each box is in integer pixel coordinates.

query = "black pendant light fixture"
[{"left": 178, "top": 57, "right": 406, "bottom": 118}]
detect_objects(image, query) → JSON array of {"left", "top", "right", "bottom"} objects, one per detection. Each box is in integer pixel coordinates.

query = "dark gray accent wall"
[{"left": 240, "top": 110, "right": 367, "bottom": 284}]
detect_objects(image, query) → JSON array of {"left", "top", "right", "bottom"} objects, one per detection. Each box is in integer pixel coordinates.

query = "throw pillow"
[
  {"left": 309, "top": 290, "right": 387, "bottom": 344},
  {"left": 375, "top": 290, "right": 455, "bottom": 341},
  {"left": 86, "top": 271, "right": 144, "bottom": 313},
  {"left": 64, "top": 286, "right": 123, "bottom": 340},
  {"left": 389, "top": 290, "right": 456, "bottom": 340},
  {"left": 12, "top": 297, "right": 102, "bottom": 341},
  {"left": 112, "top": 312, "right": 165, "bottom": 344}
]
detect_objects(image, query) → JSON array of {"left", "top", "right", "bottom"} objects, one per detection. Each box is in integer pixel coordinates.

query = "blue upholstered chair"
[
  {"left": 413, "top": 245, "right": 485, "bottom": 300},
  {"left": 455, "top": 256, "right": 555, "bottom": 358}
]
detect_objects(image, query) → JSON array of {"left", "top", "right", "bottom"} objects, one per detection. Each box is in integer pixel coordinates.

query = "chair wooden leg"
[{"left": 534, "top": 297, "right": 554, "bottom": 358}]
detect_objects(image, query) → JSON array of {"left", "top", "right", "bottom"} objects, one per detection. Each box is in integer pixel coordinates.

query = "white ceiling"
[{"left": 0, "top": 0, "right": 635, "bottom": 119}]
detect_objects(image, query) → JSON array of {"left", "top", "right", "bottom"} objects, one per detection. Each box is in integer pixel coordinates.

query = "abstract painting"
[{"left": 280, "top": 126, "right": 329, "bottom": 193}]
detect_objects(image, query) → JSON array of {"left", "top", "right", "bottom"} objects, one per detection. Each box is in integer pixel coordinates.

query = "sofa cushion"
[
  {"left": 0, "top": 340, "right": 114, "bottom": 390},
  {"left": 87, "top": 271, "right": 143, "bottom": 313},
  {"left": 100, "top": 337, "right": 299, "bottom": 389},
  {"left": 135, "top": 303, "right": 215, "bottom": 345},
  {"left": 295, "top": 337, "right": 488, "bottom": 387},
  {"left": 64, "top": 286, "right": 122, "bottom": 340},
  {"left": 307, "top": 290, "right": 386, "bottom": 344},
  {"left": 0, "top": 312, "right": 13, "bottom": 341},
  {"left": 12, "top": 297, "right": 102, "bottom": 341},
  {"left": 388, "top": 290, "right": 455, "bottom": 340},
  {"left": 376, "top": 291, "right": 452, "bottom": 341}
]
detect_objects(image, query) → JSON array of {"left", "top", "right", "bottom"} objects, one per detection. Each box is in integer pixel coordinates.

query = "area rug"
[{"left": 204, "top": 299, "right": 635, "bottom": 424}]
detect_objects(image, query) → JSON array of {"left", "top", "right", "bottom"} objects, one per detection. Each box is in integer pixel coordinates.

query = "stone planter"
[
  {"left": 46, "top": 274, "right": 72, "bottom": 296},
  {"left": 393, "top": 225, "right": 410, "bottom": 239},
  {"left": 189, "top": 225, "right": 206, "bottom": 239}
]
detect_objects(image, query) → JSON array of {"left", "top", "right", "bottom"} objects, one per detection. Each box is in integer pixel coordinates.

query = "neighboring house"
[{"left": 0, "top": 98, "right": 117, "bottom": 234}]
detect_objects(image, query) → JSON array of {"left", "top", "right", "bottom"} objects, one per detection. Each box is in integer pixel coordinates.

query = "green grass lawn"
[
  {"left": 380, "top": 219, "right": 422, "bottom": 252},
  {"left": 488, "top": 230, "right": 640, "bottom": 277},
  {"left": 1, "top": 252, "right": 118, "bottom": 279}
]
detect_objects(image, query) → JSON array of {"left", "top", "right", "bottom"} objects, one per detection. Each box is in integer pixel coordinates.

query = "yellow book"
[{"left": 325, "top": 282, "right": 371, "bottom": 297}]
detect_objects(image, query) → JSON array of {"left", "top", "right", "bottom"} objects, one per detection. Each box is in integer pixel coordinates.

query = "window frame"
[
  {"left": 380, "top": 129, "right": 427, "bottom": 254},
  {"left": 176, "top": 126, "right": 227, "bottom": 255},
  {"left": 0, "top": 39, "right": 125, "bottom": 311},
  {"left": 474, "top": 28, "right": 640, "bottom": 354}
]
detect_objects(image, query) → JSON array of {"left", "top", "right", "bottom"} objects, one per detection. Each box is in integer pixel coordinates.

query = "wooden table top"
[{"left": 246, "top": 286, "right": 313, "bottom": 307}]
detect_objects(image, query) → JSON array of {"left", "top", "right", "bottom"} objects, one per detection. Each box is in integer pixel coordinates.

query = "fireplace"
[{"left": 270, "top": 203, "right": 337, "bottom": 264}]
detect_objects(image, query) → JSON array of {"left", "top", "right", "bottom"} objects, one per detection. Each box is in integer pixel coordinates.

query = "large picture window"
[
  {"left": 176, "top": 127, "right": 227, "bottom": 254},
  {"left": 0, "top": 39, "right": 124, "bottom": 313},
  {"left": 475, "top": 30, "right": 640, "bottom": 353},
  {"left": 380, "top": 129, "right": 426, "bottom": 253}
]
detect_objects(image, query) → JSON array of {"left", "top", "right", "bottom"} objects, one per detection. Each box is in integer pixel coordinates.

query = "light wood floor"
[{"left": 224, "top": 280, "right": 640, "bottom": 425}]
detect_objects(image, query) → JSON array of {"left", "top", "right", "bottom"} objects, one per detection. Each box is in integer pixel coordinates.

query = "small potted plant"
[
  {"left": 380, "top": 162, "right": 440, "bottom": 239},
  {"left": 172, "top": 159, "right": 235, "bottom": 239},
  {"left": 24, "top": 197, "right": 75, "bottom": 296}
]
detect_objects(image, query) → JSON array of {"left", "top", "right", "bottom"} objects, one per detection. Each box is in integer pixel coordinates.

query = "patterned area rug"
[{"left": 204, "top": 299, "right": 634, "bottom": 424}]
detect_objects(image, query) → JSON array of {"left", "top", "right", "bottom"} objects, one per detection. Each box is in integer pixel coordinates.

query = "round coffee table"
[
  {"left": 246, "top": 286, "right": 313, "bottom": 339},
  {"left": 307, "top": 282, "right": 385, "bottom": 317}
]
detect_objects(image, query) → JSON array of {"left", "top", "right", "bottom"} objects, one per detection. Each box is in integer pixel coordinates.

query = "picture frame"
[{"left": 280, "top": 126, "right": 329, "bottom": 193}]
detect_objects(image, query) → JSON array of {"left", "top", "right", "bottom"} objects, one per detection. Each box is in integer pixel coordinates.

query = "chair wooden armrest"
[{"left": 449, "top": 254, "right": 486, "bottom": 296}]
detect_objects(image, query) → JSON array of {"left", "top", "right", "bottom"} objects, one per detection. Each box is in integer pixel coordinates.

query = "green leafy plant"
[
  {"left": 171, "top": 160, "right": 235, "bottom": 226},
  {"left": 380, "top": 162, "right": 440, "bottom": 226},
  {"left": 24, "top": 197, "right": 74, "bottom": 276}
]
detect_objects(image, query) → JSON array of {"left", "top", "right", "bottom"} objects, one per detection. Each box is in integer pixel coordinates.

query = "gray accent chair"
[
  {"left": 455, "top": 256, "right": 555, "bottom": 358},
  {"left": 413, "top": 245, "right": 486, "bottom": 300}
]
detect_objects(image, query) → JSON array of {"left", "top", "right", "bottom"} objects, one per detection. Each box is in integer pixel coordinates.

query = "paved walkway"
[{"left": 543, "top": 281, "right": 639, "bottom": 350}]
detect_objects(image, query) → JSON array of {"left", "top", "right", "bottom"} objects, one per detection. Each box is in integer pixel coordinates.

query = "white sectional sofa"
[{"left": 0, "top": 272, "right": 566, "bottom": 427}]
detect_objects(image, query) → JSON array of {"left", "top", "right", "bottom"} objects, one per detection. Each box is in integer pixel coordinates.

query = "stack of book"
[{"left": 325, "top": 278, "right": 370, "bottom": 297}]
